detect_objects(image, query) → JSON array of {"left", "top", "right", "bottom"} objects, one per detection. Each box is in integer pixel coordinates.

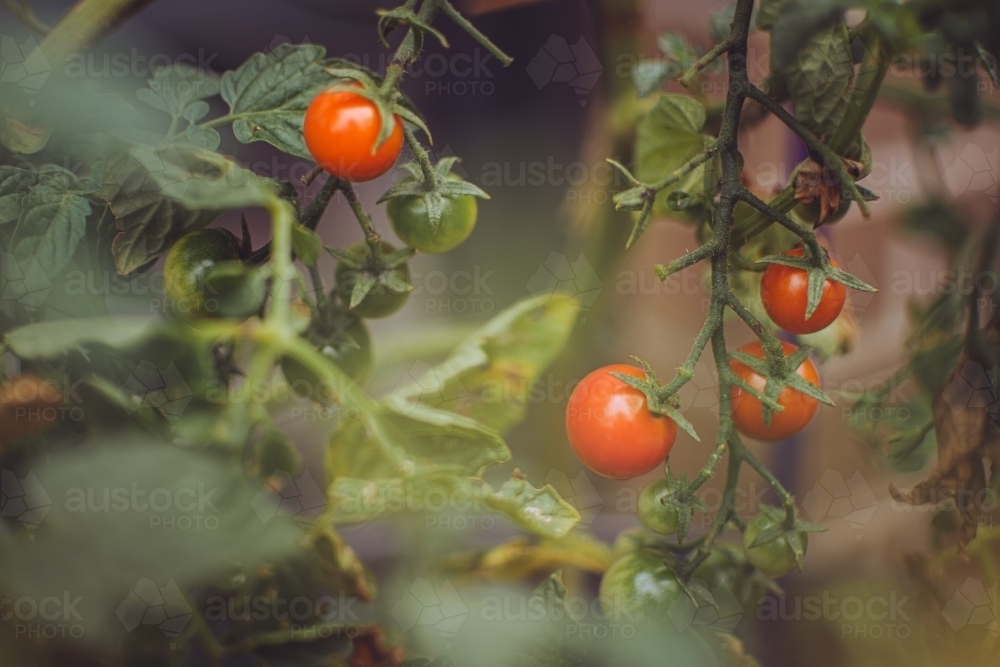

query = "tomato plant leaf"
[
  {"left": 390, "top": 293, "right": 579, "bottom": 434},
  {"left": 136, "top": 64, "right": 220, "bottom": 118},
  {"left": 484, "top": 475, "right": 580, "bottom": 538},
  {"left": 291, "top": 220, "right": 322, "bottom": 266},
  {"left": 0, "top": 439, "right": 302, "bottom": 645},
  {"left": 635, "top": 94, "right": 720, "bottom": 221},
  {"left": 327, "top": 400, "right": 511, "bottom": 481},
  {"left": 220, "top": 43, "right": 335, "bottom": 159},
  {"left": 769, "top": 0, "right": 864, "bottom": 70},
  {"left": 4, "top": 315, "right": 161, "bottom": 358},
  {"left": 780, "top": 19, "right": 854, "bottom": 140},
  {"left": 11, "top": 190, "right": 91, "bottom": 276}
]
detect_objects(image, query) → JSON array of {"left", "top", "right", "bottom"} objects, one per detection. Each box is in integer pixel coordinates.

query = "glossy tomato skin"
[
  {"left": 599, "top": 548, "right": 684, "bottom": 623},
  {"left": 163, "top": 228, "right": 260, "bottom": 320},
  {"left": 566, "top": 365, "right": 677, "bottom": 479},
  {"left": 729, "top": 341, "right": 820, "bottom": 441},
  {"left": 761, "top": 248, "right": 846, "bottom": 334},
  {"left": 387, "top": 179, "right": 478, "bottom": 254},
  {"left": 303, "top": 88, "right": 404, "bottom": 182}
]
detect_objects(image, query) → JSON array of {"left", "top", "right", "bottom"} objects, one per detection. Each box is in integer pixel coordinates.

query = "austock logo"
[
  {"left": 526, "top": 252, "right": 602, "bottom": 320},
  {"left": 1, "top": 469, "right": 52, "bottom": 536},
  {"left": 392, "top": 578, "right": 468, "bottom": 650},
  {"left": 943, "top": 578, "right": 997, "bottom": 636},
  {"left": 116, "top": 578, "right": 193, "bottom": 647},
  {"left": 801, "top": 470, "right": 879, "bottom": 539},
  {"left": 527, "top": 36, "right": 602, "bottom": 105},
  {"left": 543, "top": 469, "right": 602, "bottom": 527},
  {"left": 943, "top": 143, "right": 998, "bottom": 203},
  {"left": 0, "top": 35, "right": 52, "bottom": 102},
  {"left": 119, "top": 360, "right": 194, "bottom": 421},
  {"left": 251, "top": 469, "right": 326, "bottom": 525},
  {"left": 941, "top": 358, "right": 999, "bottom": 417},
  {"left": 0, "top": 252, "right": 52, "bottom": 311}
]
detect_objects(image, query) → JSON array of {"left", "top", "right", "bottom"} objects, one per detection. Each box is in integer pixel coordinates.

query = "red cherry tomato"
[
  {"left": 303, "top": 87, "right": 404, "bottom": 182},
  {"left": 760, "top": 248, "right": 847, "bottom": 335},
  {"left": 730, "top": 341, "right": 820, "bottom": 441},
  {"left": 565, "top": 365, "right": 677, "bottom": 479}
]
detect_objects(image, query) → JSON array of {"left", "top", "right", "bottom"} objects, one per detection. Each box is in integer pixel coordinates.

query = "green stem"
[
  {"left": 746, "top": 84, "right": 869, "bottom": 216},
  {"left": 37, "top": 0, "right": 156, "bottom": 67},
  {"left": 678, "top": 39, "right": 733, "bottom": 88},
  {"left": 404, "top": 124, "right": 438, "bottom": 187},
  {"left": 338, "top": 181, "right": 384, "bottom": 271},
  {"left": 441, "top": 0, "right": 513, "bottom": 66}
]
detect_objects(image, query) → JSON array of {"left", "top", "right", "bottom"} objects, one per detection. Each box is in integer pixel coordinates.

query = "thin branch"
[
  {"left": 337, "top": 180, "right": 384, "bottom": 270},
  {"left": 441, "top": 0, "right": 513, "bottom": 66},
  {"left": 746, "top": 83, "right": 870, "bottom": 216},
  {"left": 679, "top": 39, "right": 733, "bottom": 88},
  {"left": 736, "top": 189, "right": 824, "bottom": 258}
]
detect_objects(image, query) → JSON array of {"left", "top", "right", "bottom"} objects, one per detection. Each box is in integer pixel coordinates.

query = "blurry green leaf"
[
  {"left": 756, "top": 0, "right": 786, "bottom": 30},
  {"left": 136, "top": 65, "right": 220, "bottom": 118},
  {"left": 220, "top": 43, "right": 335, "bottom": 158},
  {"left": 390, "top": 293, "right": 579, "bottom": 434},
  {"left": 770, "top": 0, "right": 864, "bottom": 70},
  {"left": 485, "top": 475, "right": 580, "bottom": 538},
  {"left": 10, "top": 190, "right": 90, "bottom": 275},
  {"left": 0, "top": 439, "right": 302, "bottom": 646},
  {"left": 327, "top": 400, "right": 510, "bottom": 480},
  {"left": 633, "top": 60, "right": 674, "bottom": 99},
  {"left": 4, "top": 316, "right": 159, "bottom": 358},
  {"left": 635, "top": 95, "right": 719, "bottom": 220},
  {"left": 291, "top": 221, "right": 322, "bottom": 266}
]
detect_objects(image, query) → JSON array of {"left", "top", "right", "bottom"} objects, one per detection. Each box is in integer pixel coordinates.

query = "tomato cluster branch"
[{"left": 617, "top": 0, "right": 868, "bottom": 577}]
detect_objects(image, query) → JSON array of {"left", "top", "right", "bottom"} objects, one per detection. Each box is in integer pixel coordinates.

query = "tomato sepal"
[
  {"left": 728, "top": 343, "right": 833, "bottom": 427},
  {"left": 379, "top": 158, "right": 488, "bottom": 230},
  {"left": 758, "top": 248, "right": 875, "bottom": 319},
  {"left": 746, "top": 505, "right": 825, "bottom": 570},
  {"left": 609, "top": 356, "right": 700, "bottom": 442}
]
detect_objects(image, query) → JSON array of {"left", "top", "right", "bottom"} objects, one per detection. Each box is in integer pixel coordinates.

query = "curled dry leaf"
[
  {"left": 889, "top": 355, "right": 1000, "bottom": 556},
  {"left": 793, "top": 156, "right": 865, "bottom": 226}
]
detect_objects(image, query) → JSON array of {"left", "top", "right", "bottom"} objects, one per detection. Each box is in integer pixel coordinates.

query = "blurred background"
[{"left": 5, "top": 1, "right": 1000, "bottom": 665}]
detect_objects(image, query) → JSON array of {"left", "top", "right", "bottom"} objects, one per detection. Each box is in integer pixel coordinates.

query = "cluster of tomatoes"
[
  {"left": 565, "top": 245, "right": 849, "bottom": 480},
  {"left": 565, "top": 244, "right": 851, "bottom": 593},
  {"left": 162, "top": 87, "right": 480, "bottom": 399}
]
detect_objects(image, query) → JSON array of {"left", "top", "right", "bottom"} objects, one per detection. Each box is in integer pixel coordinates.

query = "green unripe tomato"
[
  {"left": 743, "top": 511, "right": 808, "bottom": 578},
  {"left": 599, "top": 548, "right": 684, "bottom": 624},
  {"left": 281, "top": 306, "right": 373, "bottom": 403},
  {"left": 163, "top": 228, "right": 261, "bottom": 319},
  {"left": 386, "top": 184, "right": 478, "bottom": 254},
  {"left": 791, "top": 196, "right": 851, "bottom": 226},
  {"left": 637, "top": 477, "right": 679, "bottom": 535},
  {"left": 333, "top": 241, "right": 411, "bottom": 319}
]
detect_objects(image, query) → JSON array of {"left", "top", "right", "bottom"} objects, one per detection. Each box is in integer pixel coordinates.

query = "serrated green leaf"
[
  {"left": 391, "top": 294, "right": 579, "bottom": 434},
  {"left": 220, "top": 43, "right": 335, "bottom": 158},
  {"left": 780, "top": 18, "right": 854, "bottom": 138},
  {"left": 485, "top": 476, "right": 580, "bottom": 538},
  {"left": 137, "top": 64, "right": 220, "bottom": 117},
  {"left": 100, "top": 144, "right": 219, "bottom": 274},
  {"left": 11, "top": 190, "right": 91, "bottom": 275}
]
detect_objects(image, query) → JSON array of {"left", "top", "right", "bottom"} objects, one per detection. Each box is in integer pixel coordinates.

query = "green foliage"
[{"left": 634, "top": 95, "right": 719, "bottom": 222}]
